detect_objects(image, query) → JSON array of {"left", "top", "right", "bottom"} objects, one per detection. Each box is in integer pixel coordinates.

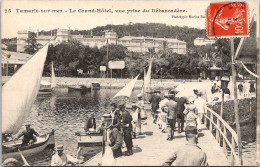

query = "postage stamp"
[{"left": 206, "top": 2, "right": 249, "bottom": 38}]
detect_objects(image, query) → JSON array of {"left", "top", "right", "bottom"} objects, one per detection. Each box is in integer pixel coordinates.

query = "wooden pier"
[{"left": 84, "top": 111, "right": 230, "bottom": 166}]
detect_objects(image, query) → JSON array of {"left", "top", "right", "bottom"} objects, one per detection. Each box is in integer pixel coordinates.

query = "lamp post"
[{"left": 220, "top": 76, "right": 230, "bottom": 117}]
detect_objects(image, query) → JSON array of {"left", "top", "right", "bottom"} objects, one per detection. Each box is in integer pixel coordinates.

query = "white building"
[
  {"left": 118, "top": 36, "right": 186, "bottom": 54},
  {"left": 194, "top": 37, "right": 216, "bottom": 46},
  {"left": 17, "top": 29, "right": 186, "bottom": 55}
]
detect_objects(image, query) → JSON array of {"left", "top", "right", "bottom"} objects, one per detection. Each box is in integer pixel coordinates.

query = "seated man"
[
  {"left": 84, "top": 113, "right": 96, "bottom": 133},
  {"left": 51, "top": 144, "right": 83, "bottom": 166},
  {"left": 15, "top": 124, "right": 39, "bottom": 146},
  {"left": 163, "top": 126, "right": 208, "bottom": 166}
]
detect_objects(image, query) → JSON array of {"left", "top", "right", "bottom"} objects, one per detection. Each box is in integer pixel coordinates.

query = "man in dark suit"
[
  {"left": 84, "top": 113, "right": 96, "bottom": 133},
  {"left": 176, "top": 97, "right": 186, "bottom": 133},
  {"left": 149, "top": 90, "right": 161, "bottom": 124},
  {"left": 118, "top": 102, "right": 133, "bottom": 156},
  {"left": 15, "top": 124, "right": 39, "bottom": 146}
]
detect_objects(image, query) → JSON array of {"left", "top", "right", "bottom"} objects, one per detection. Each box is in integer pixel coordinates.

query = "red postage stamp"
[{"left": 206, "top": 2, "right": 249, "bottom": 38}]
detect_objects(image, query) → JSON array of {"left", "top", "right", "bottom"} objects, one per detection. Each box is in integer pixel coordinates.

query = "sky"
[{"left": 1, "top": 0, "right": 259, "bottom": 38}]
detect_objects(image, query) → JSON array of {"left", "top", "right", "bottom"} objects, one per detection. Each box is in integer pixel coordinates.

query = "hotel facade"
[{"left": 17, "top": 29, "right": 186, "bottom": 55}]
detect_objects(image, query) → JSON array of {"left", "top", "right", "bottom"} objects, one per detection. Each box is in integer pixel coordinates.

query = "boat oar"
[
  {"left": 76, "top": 147, "right": 81, "bottom": 159},
  {"left": 18, "top": 149, "right": 30, "bottom": 166},
  {"left": 10, "top": 136, "right": 30, "bottom": 166}
]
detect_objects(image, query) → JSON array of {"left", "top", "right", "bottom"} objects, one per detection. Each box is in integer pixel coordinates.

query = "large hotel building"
[{"left": 17, "top": 29, "right": 186, "bottom": 55}]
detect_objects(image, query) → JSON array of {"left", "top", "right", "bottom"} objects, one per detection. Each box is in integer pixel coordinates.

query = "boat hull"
[
  {"left": 2, "top": 130, "right": 55, "bottom": 161},
  {"left": 76, "top": 133, "right": 103, "bottom": 147}
]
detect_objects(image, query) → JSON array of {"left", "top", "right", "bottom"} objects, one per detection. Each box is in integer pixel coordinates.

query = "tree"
[
  {"left": 157, "top": 40, "right": 173, "bottom": 58},
  {"left": 24, "top": 32, "right": 42, "bottom": 55}
]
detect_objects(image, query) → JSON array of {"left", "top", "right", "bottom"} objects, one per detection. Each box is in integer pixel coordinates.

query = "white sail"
[
  {"left": 146, "top": 59, "right": 152, "bottom": 91},
  {"left": 51, "top": 61, "right": 56, "bottom": 88},
  {"left": 113, "top": 74, "right": 140, "bottom": 98},
  {"left": 141, "top": 59, "right": 152, "bottom": 95},
  {"left": 2, "top": 44, "right": 49, "bottom": 134}
]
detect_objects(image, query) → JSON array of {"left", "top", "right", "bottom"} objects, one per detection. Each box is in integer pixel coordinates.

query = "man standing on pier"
[
  {"left": 163, "top": 93, "right": 177, "bottom": 141},
  {"left": 118, "top": 102, "right": 133, "bottom": 156},
  {"left": 176, "top": 96, "right": 186, "bottom": 133},
  {"left": 162, "top": 126, "right": 208, "bottom": 166},
  {"left": 149, "top": 90, "right": 161, "bottom": 124}
]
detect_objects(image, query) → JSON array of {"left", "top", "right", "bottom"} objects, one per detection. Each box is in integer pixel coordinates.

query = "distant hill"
[{"left": 70, "top": 23, "right": 206, "bottom": 47}]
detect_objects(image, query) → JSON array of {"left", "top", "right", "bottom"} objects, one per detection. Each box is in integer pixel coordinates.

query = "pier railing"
[{"left": 203, "top": 107, "right": 241, "bottom": 166}]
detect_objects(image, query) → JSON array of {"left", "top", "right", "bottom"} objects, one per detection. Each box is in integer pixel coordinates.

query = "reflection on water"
[
  {"left": 15, "top": 87, "right": 256, "bottom": 166},
  {"left": 16, "top": 87, "right": 142, "bottom": 165}
]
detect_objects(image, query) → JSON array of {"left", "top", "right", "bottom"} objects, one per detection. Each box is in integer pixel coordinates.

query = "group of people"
[
  {"left": 237, "top": 81, "right": 256, "bottom": 97},
  {"left": 211, "top": 80, "right": 256, "bottom": 101},
  {"left": 148, "top": 89, "right": 207, "bottom": 141},
  {"left": 7, "top": 87, "right": 209, "bottom": 166}
]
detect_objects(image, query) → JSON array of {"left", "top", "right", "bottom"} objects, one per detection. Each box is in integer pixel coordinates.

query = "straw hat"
[
  {"left": 118, "top": 101, "right": 125, "bottom": 107},
  {"left": 56, "top": 144, "right": 64, "bottom": 151},
  {"left": 187, "top": 96, "right": 195, "bottom": 103}
]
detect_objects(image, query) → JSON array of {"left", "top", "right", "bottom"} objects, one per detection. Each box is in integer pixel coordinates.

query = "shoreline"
[{"left": 1, "top": 76, "right": 212, "bottom": 89}]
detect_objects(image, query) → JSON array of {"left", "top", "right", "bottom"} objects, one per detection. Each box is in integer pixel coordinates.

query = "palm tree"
[
  {"left": 157, "top": 40, "right": 172, "bottom": 58},
  {"left": 24, "top": 32, "right": 42, "bottom": 55}
]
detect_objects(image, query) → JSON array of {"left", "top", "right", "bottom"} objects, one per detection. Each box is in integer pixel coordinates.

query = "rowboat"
[
  {"left": 2, "top": 130, "right": 55, "bottom": 161},
  {"left": 76, "top": 132, "right": 103, "bottom": 147},
  {"left": 68, "top": 85, "right": 91, "bottom": 94},
  {"left": 2, "top": 43, "right": 52, "bottom": 165}
]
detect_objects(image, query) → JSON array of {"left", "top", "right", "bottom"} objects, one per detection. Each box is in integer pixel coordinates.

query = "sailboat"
[
  {"left": 38, "top": 61, "right": 56, "bottom": 95},
  {"left": 2, "top": 43, "right": 55, "bottom": 162},
  {"left": 140, "top": 59, "right": 153, "bottom": 110},
  {"left": 112, "top": 74, "right": 140, "bottom": 108}
]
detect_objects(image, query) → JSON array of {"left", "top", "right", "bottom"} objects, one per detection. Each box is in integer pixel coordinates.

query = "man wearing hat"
[
  {"left": 184, "top": 96, "right": 200, "bottom": 130},
  {"left": 51, "top": 144, "right": 83, "bottom": 166},
  {"left": 2, "top": 158, "right": 23, "bottom": 166},
  {"left": 158, "top": 92, "right": 169, "bottom": 132},
  {"left": 84, "top": 113, "right": 96, "bottom": 134},
  {"left": 132, "top": 104, "right": 142, "bottom": 138},
  {"left": 15, "top": 124, "right": 39, "bottom": 146},
  {"left": 118, "top": 102, "right": 134, "bottom": 156},
  {"left": 110, "top": 102, "right": 118, "bottom": 120},
  {"left": 194, "top": 91, "right": 207, "bottom": 124},
  {"left": 136, "top": 93, "right": 147, "bottom": 121},
  {"left": 211, "top": 82, "right": 218, "bottom": 94},
  {"left": 149, "top": 90, "right": 161, "bottom": 124},
  {"left": 163, "top": 93, "right": 177, "bottom": 141},
  {"left": 176, "top": 96, "right": 186, "bottom": 133},
  {"left": 162, "top": 126, "right": 208, "bottom": 166}
]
